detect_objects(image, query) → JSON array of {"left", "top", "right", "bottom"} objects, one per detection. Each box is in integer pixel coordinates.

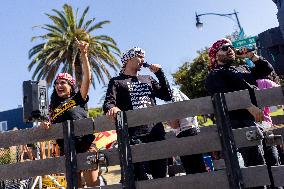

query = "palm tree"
[{"left": 28, "top": 4, "right": 121, "bottom": 88}]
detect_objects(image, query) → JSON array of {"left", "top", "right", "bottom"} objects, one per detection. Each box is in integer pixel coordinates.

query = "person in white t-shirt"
[{"left": 167, "top": 88, "right": 207, "bottom": 174}]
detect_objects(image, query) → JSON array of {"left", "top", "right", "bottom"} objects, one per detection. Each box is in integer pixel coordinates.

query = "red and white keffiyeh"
[
  {"left": 56, "top": 73, "right": 75, "bottom": 86},
  {"left": 208, "top": 38, "right": 232, "bottom": 70}
]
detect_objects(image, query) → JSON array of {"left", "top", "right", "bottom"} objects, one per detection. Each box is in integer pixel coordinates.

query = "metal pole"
[
  {"left": 116, "top": 111, "right": 136, "bottom": 189},
  {"left": 233, "top": 9, "right": 242, "bottom": 32},
  {"left": 63, "top": 120, "right": 78, "bottom": 189},
  {"left": 195, "top": 10, "right": 243, "bottom": 33},
  {"left": 212, "top": 93, "right": 244, "bottom": 189},
  {"left": 34, "top": 121, "right": 42, "bottom": 189}
]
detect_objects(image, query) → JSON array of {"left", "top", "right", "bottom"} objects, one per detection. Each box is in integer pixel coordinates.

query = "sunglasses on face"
[{"left": 219, "top": 45, "right": 234, "bottom": 52}]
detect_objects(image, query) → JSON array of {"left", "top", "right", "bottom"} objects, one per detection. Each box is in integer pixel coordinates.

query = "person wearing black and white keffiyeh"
[{"left": 103, "top": 47, "right": 172, "bottom": 181}]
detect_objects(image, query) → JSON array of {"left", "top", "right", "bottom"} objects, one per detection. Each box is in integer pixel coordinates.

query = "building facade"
[
  {"left": 0, "top": 108, "right": 33, "bottom": 132},
  {"left": 258, "top": 0, "right": 284, "bottom": 75}
]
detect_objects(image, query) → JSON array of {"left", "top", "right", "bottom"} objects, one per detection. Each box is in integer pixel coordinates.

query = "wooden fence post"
[
  {"left": 63, "top": 120, "right": 78, "bottom": 189},
  {"left": 212, "top": 93, "right": 245, "bottom": 189},
  {"left": 116, "top": 111, "right": 136, "bottom": 189}
]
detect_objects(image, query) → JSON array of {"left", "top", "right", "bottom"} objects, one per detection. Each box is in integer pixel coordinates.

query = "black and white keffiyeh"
[{"left": 120, "top": 47, "right": 145, "bottom": 73}]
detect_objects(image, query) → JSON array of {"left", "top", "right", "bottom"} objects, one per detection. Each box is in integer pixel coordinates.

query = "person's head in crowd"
[
  {"left": 120, "top": 47, "right": 145, "bottom": 74},
  {"left": 208, "top": 38, "right": 235, "bottom": 70},
  {"left": 50, "top": 73, "right": 76, "bottom": 109}
]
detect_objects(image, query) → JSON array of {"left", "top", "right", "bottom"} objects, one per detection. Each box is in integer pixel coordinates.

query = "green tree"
[
  {"left": 28, "top": 4, "right": 121, "bottom": 88},
  {"left": 172, "top": 48, "right": 210, "bottom": 99},
  {"left": 88, "top": 107, "right": 103, "bottom": 118}
]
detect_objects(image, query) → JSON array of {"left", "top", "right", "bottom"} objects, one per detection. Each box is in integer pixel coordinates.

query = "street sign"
[{"left": 232, "top": 36, "right": 257, "bottom": 48}]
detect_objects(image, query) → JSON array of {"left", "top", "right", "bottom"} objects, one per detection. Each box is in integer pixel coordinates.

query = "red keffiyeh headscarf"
[
  {"left": 208, "top": 38, "right": 232, "bottom": 70},
  {"left": 55, "top": 73, "right": 76, "bottom": 86}
]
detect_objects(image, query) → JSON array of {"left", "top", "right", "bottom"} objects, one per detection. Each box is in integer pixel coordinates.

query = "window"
[{"left": 0, "top": 121, "right": 8, "bottom": 131}]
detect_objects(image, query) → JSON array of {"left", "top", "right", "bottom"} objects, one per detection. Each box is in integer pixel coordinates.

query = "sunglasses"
[{"left": 219, "top": 45, "right": 234, "bottom": 52}]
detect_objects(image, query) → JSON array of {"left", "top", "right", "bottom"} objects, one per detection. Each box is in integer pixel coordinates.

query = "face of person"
[
  {"left": 126, "top": 54, "right": 145, "bottom": 72},
  {"left": 55, "top": 78, "right": 72, "bottom": 98},
  {"left": 216, "top": 43, "right": 235, "bottom": 65}
]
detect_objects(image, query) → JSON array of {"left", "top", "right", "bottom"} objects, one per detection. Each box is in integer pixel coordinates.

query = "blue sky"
[{"left": 0, "top": 0, "right": 279, "bottom": 111}]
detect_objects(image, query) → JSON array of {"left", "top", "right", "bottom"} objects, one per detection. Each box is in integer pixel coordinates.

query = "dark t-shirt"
[
  {"left": 50, "top": 91, "right": 94, "bottom": 154},
  {"left": 50, "top": 91, "right": 88, "bottom": 124}
]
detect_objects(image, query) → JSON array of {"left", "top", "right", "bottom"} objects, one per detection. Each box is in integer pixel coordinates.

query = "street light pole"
[
  {"left": 195, "top": 9, "right": 243, "bottom": 32},
  {"left": 233, "top": 9, "right": 242, "bottom": 33}
]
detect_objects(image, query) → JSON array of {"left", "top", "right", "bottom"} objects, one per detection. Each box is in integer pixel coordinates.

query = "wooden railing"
[{"left": 0, "top": 87, "right": 284, "bottom": 188}]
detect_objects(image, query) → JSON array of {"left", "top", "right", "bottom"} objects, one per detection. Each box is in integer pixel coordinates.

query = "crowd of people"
[{"left": 39, "top": 37, "right": 284, "bottom": 188}]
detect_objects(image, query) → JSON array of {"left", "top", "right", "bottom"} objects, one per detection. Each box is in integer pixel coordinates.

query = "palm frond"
[
  {"left": 51, "top": 9, "right": 68, "bottom": 29},
  {"left": 45, "top": 13, "right": 67, "bottom": 32},
  {"left": 94, "top": 35, "right": 117, "bottom": 45},
  {"left": 63, "top": 4, "right": 76, "bottom": 32},
  {"left": 28, "top": 43, "right": 45, "bottom": 59},
  {"left": 78, "top": 6, "right": 89, "bottom": 28},
  {"left": 44, "top": 24, "right": 64, "bottom": 34},
  {"left": 87, "top": 20, "right": 110, "bottom": 33},
  {"left": 83, "top": 18, "right": 96, "bottom": 30}
]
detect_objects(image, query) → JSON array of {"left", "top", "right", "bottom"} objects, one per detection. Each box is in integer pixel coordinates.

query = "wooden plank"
[
  {"left": 90, "top": 166, "right": 270, "bottom": 189},
  {"left": 0, "top": 123, "right": 63, "bottom": 148},
  {"left": 135, "top": 171, "right": 229, "bottom": 189},
  {"left": 73, "top": 118, "right": 94, "bottom": 136},
  {"left": 0, "top": 148, "right": 120, "bottom": 181},
  {"left": 77, "top": 149, "right": 120, "bottom": 169},
  {"left": 233, "top": 126, "right": 262, "bottom": 148},
  {"left": 224, "top": 90, "right": 251, "bottom": 110},
  {"left": 130, "top": 125, "right": 267, "bottom": 164},
  {"left": 131, "top": 126, "right": 221, "bottom": 163},
  {"left": 126, "top": 90, "right": 252, "bottom": 128},
  {"left": 0, "top": 157, "right": 65, "bottom": 181},
  {"left": 271, "top": 165, "right": 284, "bottom": 187},
  {"left": 136, "top": 166, "right": 270, "bottom": 189},
  {"left": 73, "top": 117, "right": 116, "bottom": 136},
  {"left": 272, "top": 115, "right": 284, "bottom": 125},
  {"left": 93, "top": 115, "right": 116, "bottom": 132},
  {"left": 126, "top": 96, "right": 214, "bottom": 127},
  {"left": 242, "top": 165, "right": 270, "bottom": 188},
  {"left": 255, "top": 87, "right": 284, "bottom": 108},
  {"left": 0, "top": 116, "right": 115, "bottom": 149}
]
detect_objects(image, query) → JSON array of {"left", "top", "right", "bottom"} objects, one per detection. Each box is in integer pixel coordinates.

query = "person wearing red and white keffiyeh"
[
  {"left": 206, "top": 38, "right": 282, "bottom": 189},
  {"left": 40, "top": 40, "right": 100, "bottom": 187}
]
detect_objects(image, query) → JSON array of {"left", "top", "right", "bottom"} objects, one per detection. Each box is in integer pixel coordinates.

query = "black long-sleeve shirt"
[
  {"left": 103, "top": 69, "right": 172, "bottom": 113},
  {"left": 103, "top": 69, "right": 172, "bottom": 136},
  {"left": 205, "top": 57, "right": 274, "bottom": 121}
]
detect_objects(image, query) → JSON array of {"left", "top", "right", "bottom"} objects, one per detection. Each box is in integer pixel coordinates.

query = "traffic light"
[{"left": 23, "top": 80, "right": 49, "bottom": 122}]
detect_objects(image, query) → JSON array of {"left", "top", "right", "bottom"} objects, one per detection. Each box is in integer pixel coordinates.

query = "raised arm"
[
  {"left": 237, "top": 50, "right": 273, "bottom": 80},
  {"left": 76, "top": 38, "right": 91, "bottom": 100}
]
